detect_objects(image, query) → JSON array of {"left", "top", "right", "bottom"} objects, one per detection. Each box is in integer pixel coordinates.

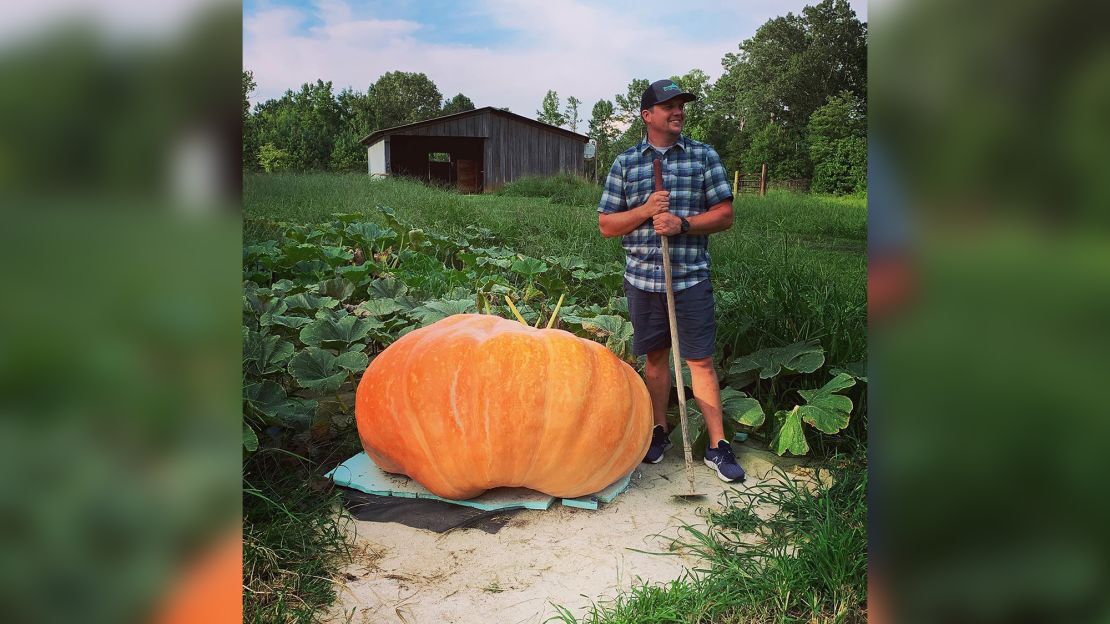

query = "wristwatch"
[{"left": 679, "top": 217, "right": 690, "bottom": 234}]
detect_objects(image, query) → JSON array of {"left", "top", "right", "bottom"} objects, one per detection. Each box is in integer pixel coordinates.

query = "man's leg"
[
  {"left": 686, "top": 356, "right": 724, "bottom": 444},
  {"left": 643, "top": 348, "right": 672, "bottom": 429}
]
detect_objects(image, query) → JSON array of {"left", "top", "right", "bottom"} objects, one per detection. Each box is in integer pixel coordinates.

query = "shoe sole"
[{"left": 703, "top": 458, "right": 745, "bottom": 483}]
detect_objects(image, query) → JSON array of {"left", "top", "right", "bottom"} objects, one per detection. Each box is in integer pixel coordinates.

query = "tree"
[
  {"left": 331, "top": 87, "right": 373, "bottom": 172},
  {"left": 669, "top": 70, "right": 711, "bottom": 141},
  {"left": 564, "top": 96, "right": 581, "bottom": 132},
  {"left": 711, "top": 0, "right": 866, "bottom": 180},
  {"left": 367, "top": 71, "right": 443, "bottom": 130},
  {"left": 588, "top": 99, "right": 617, "bottom": 181},
  {"left": 807, "top": 91, "right": 866, "bottom": 193},
  {"left": 614, "top": 78, "right": 649, "bottom": 141},
  {"left": 242, "top": 70, "right": 258, "bottom": 171},
  {"left": 441, "top": 93, "right": 476, "bottom": 115},
  {"left": 536, "top": 90, "right": 566, "bottom": 127},
  {"left": 252, "top": 79, "right": 341, "bottom": 170},
  {"left": 258, "top": 142, "right": 291, "bottom": 173},
  {"left": 242, "top": 70, "right": 255, "bottom": 122}
]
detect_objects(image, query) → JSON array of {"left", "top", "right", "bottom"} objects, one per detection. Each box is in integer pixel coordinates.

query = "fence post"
[
  {"left": 733, "top": 170, "right": 739, "bottom": 196},
  {"left": 759, "top": 163, "right": 767, "bottom": 197}
]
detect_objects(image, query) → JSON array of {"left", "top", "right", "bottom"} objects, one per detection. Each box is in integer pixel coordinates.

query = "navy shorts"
[{"left": 623, "top": 279, "right": 716, "bottom": 359}]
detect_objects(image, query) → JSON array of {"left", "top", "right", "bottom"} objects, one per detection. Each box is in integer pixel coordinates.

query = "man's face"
[{"left": 643, "top": 99, "right": 686, "bottom": 137}]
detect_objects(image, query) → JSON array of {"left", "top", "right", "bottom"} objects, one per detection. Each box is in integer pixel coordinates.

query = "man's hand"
[
  {"left": 652, "top": 212, "right": 682, "bottom": 236},
  {"left": 644, "top": 190, "right": 670, "bottom": 216}
]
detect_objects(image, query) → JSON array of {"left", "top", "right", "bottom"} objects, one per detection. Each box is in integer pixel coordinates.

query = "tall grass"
[
  {"left": 550, "top": 457, "right": 868, "bottom": 623},
  {"left": 495, "top": 173, "right": 603, "bottom": 207},
  {"left": 243, "top": 450, "right": 353, "bottom": 624}
]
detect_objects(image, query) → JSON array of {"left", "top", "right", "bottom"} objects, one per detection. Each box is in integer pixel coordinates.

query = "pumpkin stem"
[
  {"left": 504, "top": 295, "right": 528, "bottom": 325},
  {"left": 545, "top": 293, "right": 566, "bottom": 329}
]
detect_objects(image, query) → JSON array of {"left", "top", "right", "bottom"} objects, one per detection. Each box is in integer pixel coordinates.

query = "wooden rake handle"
[{"left": 653, "top": 158, "right": 698, "bottom": 496}]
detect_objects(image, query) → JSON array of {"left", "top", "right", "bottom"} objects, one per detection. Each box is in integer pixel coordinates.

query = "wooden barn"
[{"left": 360, "top": 107, "right": 589, "bottom": 193}]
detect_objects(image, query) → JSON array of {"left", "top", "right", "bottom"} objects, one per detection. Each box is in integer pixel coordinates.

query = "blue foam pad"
[{"left": 327, "top": 452, "right": 633, "bottom": 512}]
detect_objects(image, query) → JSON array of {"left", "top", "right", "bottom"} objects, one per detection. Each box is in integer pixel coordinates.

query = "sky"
[{"left": 243, "top": 0, "right": 868, "bottom": 123}]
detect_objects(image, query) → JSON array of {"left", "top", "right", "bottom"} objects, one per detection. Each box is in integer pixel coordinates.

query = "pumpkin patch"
[{"left": 355, "top": 314, "right": 653, "bottom": 499}]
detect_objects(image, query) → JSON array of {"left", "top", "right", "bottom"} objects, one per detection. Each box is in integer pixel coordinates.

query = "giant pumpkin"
[{"left": 355, "top": 314, "right": 652, "bottom": 499}]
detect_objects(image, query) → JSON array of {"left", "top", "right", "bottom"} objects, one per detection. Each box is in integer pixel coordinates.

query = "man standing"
[{"left": 597, "top": 79, "right": 744, "bottom": 482}]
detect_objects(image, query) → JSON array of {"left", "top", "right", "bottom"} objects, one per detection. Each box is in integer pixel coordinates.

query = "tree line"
[{"left": 244, "top": 0, "right": 866, "bottom": 195}]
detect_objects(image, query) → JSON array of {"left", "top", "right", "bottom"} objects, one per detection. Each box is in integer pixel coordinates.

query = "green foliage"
[
  {"left": 564, "top": 95, "right": 582, "bottom": 133},
  {"left": 257, "top": 142, "right": 291, "bottom": 173},
  {"left": 495, "top": 174, "right": 602, "bottom": 207},
  {"left": 367, "top": 70, "right": 443, "bottom": 129},
  {"left": 537, "top": 89, "right": 567, "bottom": 127},
  {"left": 808, "top": 91, "right": 867, "bottom": 194},
  {"left": 441, "top": 93, "right": 475, "bottom": 115}
]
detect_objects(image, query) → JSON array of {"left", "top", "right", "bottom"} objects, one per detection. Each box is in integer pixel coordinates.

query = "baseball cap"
[{"left": 640, "top": 79, "right": 698, "bottom": 111}]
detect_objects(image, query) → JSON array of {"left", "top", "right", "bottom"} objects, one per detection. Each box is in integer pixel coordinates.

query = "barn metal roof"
[{"left": 359, "top": 106, "right": 589, "bottom": 146}]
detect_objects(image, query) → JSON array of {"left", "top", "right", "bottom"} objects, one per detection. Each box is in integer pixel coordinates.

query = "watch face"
[{"left": 680, "top": 218, "right": 689, "bottom": 233}]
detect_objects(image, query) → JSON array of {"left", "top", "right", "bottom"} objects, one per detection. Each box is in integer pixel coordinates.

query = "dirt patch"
[{"left": 324, "top": 445, "right": 806, "bottom": 623}]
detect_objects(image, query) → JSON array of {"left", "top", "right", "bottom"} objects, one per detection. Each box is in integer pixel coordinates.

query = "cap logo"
[{"left": 663, "top": 83, "right": 680, "bottom": 92}]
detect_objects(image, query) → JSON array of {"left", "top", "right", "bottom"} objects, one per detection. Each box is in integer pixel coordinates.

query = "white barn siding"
[{"left": 367, "top": 139, "right": 387, "bottom": 176}]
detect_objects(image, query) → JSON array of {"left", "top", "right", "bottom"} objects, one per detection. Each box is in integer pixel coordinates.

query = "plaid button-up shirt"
[{"left": 597, "top": 136, "right": 733, "bottom": 292}]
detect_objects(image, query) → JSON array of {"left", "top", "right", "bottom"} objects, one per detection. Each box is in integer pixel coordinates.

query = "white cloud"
[{"left": 243, "top": 0, "right": 865, "bottom": 124}]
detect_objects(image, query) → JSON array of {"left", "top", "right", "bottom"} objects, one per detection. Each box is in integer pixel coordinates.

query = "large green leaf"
[
  {"left": 335, "top": 350, "right": 369, "bottom": 374},
  {"left": 409, "top": 299, "right": 477, "bottom": 326},
  {"left": 244, "top": 292, "right": 287, "bottom": 319},
  {"left": 720, "top": 387, "right": 766, "bottom": 428},
  {"left": 511, "top": 257, "right": 549, "bottom": 278},
  {"left": 356, "top": 298, "right": 404, "bottom": 318},
  {"left": 728, "top": 340, "right": 825, "bottom": 386},
  {"left": 345, "top": 222, "right": 396, "bottom": 248},
  {"left": 243, "top": 330, "right": 295, "bottom": 376},
  {"left": 287, "top": 348, "right": 349, "bottom": 393},
  {"left": 320, "top": 246, "right": 355, "bottom": 268},
  {"left": 368, "top": 277, "right": 409, "bottom": 300},
  {"left": 243, "top": 380, "right": 317, "bottom": 429},
  {"left": 243, "top": 422, "right": 259, "bottom": 452},
  {"left": 282, "top": 243, "right": 323, "bottom": 265},
  {"left": 284, "top": 292, "right": 339, "bottom": 313},
  {"left": 336, "top": 263, "right": 374, "bottom": 287},
  {"left": 318, "top": 277, "right": 355, "bottom": 302},
  {"left": 771, "top": 407, "right": 810, "bottom": 456},
  {"left": 268, "top": 314, "right": 313, "bottom": 331},
  {"left": 579, "top": 315, "right": 634, "bottom": 359},
  {"left": 299, "top": 315, "right": 380, "bottom": 349},
  {"left": 797, "top": 373, "right": 856, "bottom": 434}
]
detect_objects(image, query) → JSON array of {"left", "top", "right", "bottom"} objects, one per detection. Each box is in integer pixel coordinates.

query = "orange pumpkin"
[{"left": 355, "top": 314, "right": 652, "bottom": 499}]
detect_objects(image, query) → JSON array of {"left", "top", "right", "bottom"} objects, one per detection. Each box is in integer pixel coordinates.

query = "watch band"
[{"left": 679, "top": 217, "right": 690, "bottom": 234}]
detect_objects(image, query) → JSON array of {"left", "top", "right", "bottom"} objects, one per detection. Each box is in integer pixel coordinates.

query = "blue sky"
[{"left": 244, "top": 0, "right": 868, "bottom": 121}]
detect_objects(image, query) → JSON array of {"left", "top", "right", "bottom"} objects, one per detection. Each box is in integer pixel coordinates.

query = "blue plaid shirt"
[{"left": 598, "top": 136, "right": 733, "bottom": 292}]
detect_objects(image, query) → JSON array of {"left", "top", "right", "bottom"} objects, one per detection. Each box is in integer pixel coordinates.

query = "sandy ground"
[{"left": 323, "top": 445, "right": 809, "bottom": 624}]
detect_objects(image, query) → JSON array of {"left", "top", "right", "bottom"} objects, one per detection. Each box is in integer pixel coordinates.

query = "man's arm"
[
  {"left": 651, "top": 200, "right": 733, "bottom": 236},
  {"left": 599, "top": 191, "right": 671, "bottom": 238}
]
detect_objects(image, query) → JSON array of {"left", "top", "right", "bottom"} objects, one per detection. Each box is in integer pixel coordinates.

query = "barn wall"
[
  {"left": 367, "top": 140, "right": 387, "bottom": 176},
  {"left": 483, "top": 115, "right": 586, "bottom": 191},
  {"left": 365, "top": 109, "right": 587, "bottom": 192}
]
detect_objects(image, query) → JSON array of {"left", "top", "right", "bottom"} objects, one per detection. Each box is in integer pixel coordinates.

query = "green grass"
[
  {"left": 550, "top": 457, "right": 868, "bottom": 623},
  {"left": 495, "top": 173, "right": 604, "bottom": 207},
  {"left": 243, "top": 450, "right": 353, "bottom": 624}
]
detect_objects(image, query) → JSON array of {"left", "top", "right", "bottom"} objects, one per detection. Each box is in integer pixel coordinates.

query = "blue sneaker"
[
  {"left": 642, "top": 425, "right": 672, "bottom": 464},
  {"left": 704, "top": 440, "right": 746, "bottom": 482}
]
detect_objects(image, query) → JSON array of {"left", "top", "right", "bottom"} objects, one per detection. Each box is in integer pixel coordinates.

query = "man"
[{"left": 597, "top": 79, "right": 744, "bottom": 482}]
